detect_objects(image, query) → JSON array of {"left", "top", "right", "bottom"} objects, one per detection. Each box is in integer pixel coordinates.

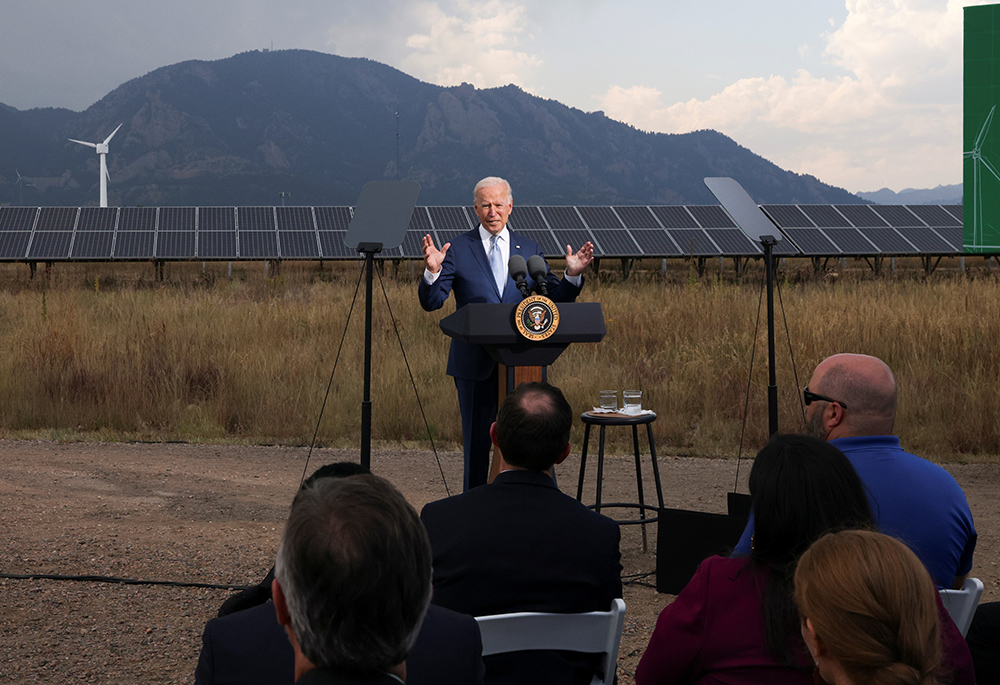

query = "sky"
[{"left": 0, "top": 0, "right": 991, "bottom": 193}]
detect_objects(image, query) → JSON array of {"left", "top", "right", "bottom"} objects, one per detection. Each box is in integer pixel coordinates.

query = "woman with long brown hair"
[{"left": 795, "top": 530, "right": 972, "bottom": 685}]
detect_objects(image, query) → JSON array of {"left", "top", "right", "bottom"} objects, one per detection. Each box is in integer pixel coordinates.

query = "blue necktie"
[{"left": 489, "top": 234, "right": 505, "bottom": 295}]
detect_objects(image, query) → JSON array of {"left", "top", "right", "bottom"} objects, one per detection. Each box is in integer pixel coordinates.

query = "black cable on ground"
[
  {"left": 622, "top": 569, "right": 658, "bottom": 589},
  {"left": 0, "top": 571, "right": 251, "bottom": 591},
  {"left": 622, "top": 570, "right": 656, "bottom": 582}
]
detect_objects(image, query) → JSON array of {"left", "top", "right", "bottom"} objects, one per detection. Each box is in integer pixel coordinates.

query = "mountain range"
[
  {"left": 857, "top": 184, "right": 962, "bottom": 205},
  {"left": 2, "top": 49, "right": 875, "bottom": 207}
]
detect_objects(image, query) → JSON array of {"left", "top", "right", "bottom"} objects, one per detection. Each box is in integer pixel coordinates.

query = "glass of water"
[
  {"left": 623, "top": 390, "right": 642, "bottom": 411},
  {"left": 599, "top": 390, "right": 618, "bottom": 411}
]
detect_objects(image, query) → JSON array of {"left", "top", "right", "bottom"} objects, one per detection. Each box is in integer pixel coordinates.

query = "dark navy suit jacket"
[
  {"left": 421, "top": 470, "right": 622, "bottom": 684},
  {"left": 418, "top": 228, "right": 582, "bottom": 380},
  {"left": 194, "top": 601, "right": 485, "bottom": 685}
]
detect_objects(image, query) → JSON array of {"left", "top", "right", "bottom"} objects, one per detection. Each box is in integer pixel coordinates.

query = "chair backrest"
[
  {"left": 938, "top": 576, "right": 984, "bottom": 637},
  {"left": 475, "top": 598, "right": 626, "bottom": 685}
]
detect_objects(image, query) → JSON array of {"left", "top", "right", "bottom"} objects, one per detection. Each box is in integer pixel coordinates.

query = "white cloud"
[
  {"left": 399, "top": 0, "right": 542, "bottom": 89},
  {"left": 597, "top": 0, "right": 968, "bottom": 191}
]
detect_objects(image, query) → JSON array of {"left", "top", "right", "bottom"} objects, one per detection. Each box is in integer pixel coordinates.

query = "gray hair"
[
  {"left": 274, "top": 474, "right": 432, "bottom": 675},
  {"left": 473, "top": 176, "right": 512, "bottom": 204}
]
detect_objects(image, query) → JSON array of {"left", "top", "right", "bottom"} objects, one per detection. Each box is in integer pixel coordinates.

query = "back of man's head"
[
  {"left": 301, "top": 461, "right": 368, "bottom": 490},
  {"left": 274, "top": 474, "right": 432, "bottom": 676},
  {"left": 814, "top": 353, "right": 897, "bottom": 436},
  {"left": 496, "top": 381, "right": 572, "bottom": 471}
]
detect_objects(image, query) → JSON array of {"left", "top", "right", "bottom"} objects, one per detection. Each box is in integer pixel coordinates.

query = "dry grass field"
[
  {"left": 0, "top": 256, "right": 998, "bottom": 462},
  {"left": 2, "top": 256, "right": 1000, "bottom": 683}
]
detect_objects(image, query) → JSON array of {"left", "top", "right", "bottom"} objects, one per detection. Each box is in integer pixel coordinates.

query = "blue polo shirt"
[{"left": 733, "top": 435, "right": 977, "bottom": 588}]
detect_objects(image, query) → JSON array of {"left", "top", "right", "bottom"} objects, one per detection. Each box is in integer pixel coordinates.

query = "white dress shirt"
[{"left": 423, "top": 224, "right": 583, "bottom": 287}]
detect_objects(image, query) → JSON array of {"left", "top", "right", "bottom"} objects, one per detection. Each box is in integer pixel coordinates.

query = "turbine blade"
[
  {"left": 68, "top": 138, "right": 97, "bottom": 149},
  {"left": 976, "top": 106, "right": 996, "bottom": 150},
  {"left": 103, "top": 123, "right": 123, "bottom": 145},
  {"left": 982, "top": 155, "right": 1000, "bottom": 183}
]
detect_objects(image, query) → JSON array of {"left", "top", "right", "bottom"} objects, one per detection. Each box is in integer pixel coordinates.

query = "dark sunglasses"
[{"left": 803, "top": 387, "right": 847, "bottom": 409}]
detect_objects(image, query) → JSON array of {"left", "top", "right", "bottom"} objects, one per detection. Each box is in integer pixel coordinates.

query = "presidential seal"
[{"left": 515, "top": 295, "right": 560, "bottom": 341}]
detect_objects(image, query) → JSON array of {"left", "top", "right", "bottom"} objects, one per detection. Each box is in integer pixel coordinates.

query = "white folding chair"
[
  {"left": 475, "top": 598, "right": 626, "bottom": 685},
  {"left": 939, "top": 576, "right": 984, "bottom": 637}
]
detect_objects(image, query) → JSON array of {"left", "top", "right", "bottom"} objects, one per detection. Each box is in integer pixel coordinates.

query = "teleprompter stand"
[
  {"left": 439, "top": 301, "right": 606, "bottom": 481},
  {"left": 653, "top": 178, "right": 788, "bottom": 594},
  {"left": 344, "top": 180, "right": 421, "bottom": 469},
  {"left": 705, "top": 177, "right": 783, "bottom": 438}
]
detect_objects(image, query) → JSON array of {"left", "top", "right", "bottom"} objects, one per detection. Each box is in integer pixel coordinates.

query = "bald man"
[{"left": 734, "top": 354, "right": 976, "bottom": 590}]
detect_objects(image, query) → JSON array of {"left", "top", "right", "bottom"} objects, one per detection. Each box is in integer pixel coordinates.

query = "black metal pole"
[
  {"left": 361, "top": 250, "right": 375, "bottom": 469},
  {"left": 763, "top": 237, "right": 778, "bottom": 437}
]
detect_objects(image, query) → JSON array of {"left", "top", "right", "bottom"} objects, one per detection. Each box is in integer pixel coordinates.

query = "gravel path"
[{"left": 1, "top": 440, "right": 997, "bottom": 684}]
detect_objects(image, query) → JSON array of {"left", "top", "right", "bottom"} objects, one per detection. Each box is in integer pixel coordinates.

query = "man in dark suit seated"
[
  {"left": 195, "top": 591, "right": 484, "bottom": 685},
  {"left": 419, "top": 176, "right": 594, "bottom": 490},
  {"left": 271, "top": 473, "right": 430, "bottom": 683},
  {"left": 421, "top": 382, "right": 623, "bottom": 684},
  {"left": 194, "top": 464, "right": 485, "bottom": 685}
]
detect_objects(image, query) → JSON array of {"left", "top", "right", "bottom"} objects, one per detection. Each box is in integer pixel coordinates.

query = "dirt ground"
[{"left": 1, "top": 439, "right": 997, "bottom": 684}]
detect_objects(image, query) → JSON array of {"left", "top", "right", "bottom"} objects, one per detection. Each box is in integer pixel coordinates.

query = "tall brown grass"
[{"left": 0, "top": 259, "right": 998, "bottom": 462}]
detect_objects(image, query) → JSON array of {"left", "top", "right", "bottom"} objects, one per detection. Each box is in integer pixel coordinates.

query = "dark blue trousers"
[{"left": 454, "top": 366, "right": 499, "bottom": 491}]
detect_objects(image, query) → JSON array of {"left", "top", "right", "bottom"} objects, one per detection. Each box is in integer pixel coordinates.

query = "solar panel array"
[
  {"left": 760, "top": 204, "right": 963, "bottom": 256},
  {"left": 0, "top": 204, "right": 967, "bottom": 262}
]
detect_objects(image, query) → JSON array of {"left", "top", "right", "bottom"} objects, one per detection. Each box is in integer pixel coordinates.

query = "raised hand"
[
  {"left": 565, "top": 241, "right": 594, "bottom": 277},
  {"left": 422, "top": 233, "right": 451, "bottom": 274}
]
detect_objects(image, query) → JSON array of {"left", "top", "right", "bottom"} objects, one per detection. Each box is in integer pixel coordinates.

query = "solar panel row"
[{"left": 0, "top": 204, "right": 969, "bottom": 261}]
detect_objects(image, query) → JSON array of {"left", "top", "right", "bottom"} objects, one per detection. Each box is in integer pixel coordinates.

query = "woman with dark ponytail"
[{"left": 636, "top": 434, "right": 873, "bottom": 684}]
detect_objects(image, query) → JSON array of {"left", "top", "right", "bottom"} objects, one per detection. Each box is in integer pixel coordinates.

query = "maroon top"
[
  {"left": 636, "top": 556, "right": 812, "bottom": 685},
  {"left": 636, "top": 556, "right": 975, "bottom": 685}
]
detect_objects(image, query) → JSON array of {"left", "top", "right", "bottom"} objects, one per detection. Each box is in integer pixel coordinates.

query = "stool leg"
[
  {"left": 576, "top": 423, "right": 591, "bottom": 502},
  {"left": 633, "top": 425, "right": 648, "bottom": 552},
  {"left": 595, "top": 426, "right": 606, "bottom": 514},
  {"left": 647, "top": 422, "right": 665, "bottom": 509}
]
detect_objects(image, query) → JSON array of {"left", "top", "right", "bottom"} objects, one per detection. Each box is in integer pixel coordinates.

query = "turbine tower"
[
  {"left": 964, "top": 106, "right": 1000, "bottom": 250},
  {"left": 69, "top": 123, "right": 122, "bottom": 207}
]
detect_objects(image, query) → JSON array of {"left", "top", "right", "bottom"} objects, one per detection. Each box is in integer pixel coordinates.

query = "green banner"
[{"left": 965, "top": 4, "right": 1000, "bottom": 252}]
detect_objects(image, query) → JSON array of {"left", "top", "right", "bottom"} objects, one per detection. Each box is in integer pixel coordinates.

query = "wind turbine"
[
  {"left": 15, "top": 169, "right": 25, "bottom": 206},
  {"left": 964, "top": 106, "right": 1000, "bottom": 250},
  {"left": 69, "top": 123, "right": 122, "bottom": 207}
]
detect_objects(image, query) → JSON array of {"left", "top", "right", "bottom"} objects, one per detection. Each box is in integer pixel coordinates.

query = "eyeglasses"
[{"left": 803, "top": 387, "right": 847, "bottom": 409}]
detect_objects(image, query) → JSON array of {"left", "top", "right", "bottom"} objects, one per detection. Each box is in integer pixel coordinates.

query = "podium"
[{"left": 440, "top": 302, "right": 606, "bottom": 481}]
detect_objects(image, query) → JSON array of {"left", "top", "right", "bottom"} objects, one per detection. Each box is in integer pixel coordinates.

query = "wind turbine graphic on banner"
[
  {"left": 964, "top": 106, "right": 1000, "bottom": 250},
  {"left": 69, "top": 123, "right": 122, "bottom": 208}
]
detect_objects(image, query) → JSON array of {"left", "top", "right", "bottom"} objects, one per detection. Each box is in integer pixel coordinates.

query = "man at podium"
[{"left": 419, "top": 176, "right": 593, "bottom": 490}]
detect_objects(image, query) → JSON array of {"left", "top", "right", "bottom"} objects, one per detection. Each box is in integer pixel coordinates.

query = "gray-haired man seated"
[{"left": 272, "top": 473, "right": 432, "bottom": 684}]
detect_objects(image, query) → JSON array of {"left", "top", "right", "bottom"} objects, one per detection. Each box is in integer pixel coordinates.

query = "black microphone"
[
  {"left": 527, "top": 255, "right": 548, "bottom": 297},
  {"left": 508, "top": 255, "right": 531, "bottom": 299}
]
